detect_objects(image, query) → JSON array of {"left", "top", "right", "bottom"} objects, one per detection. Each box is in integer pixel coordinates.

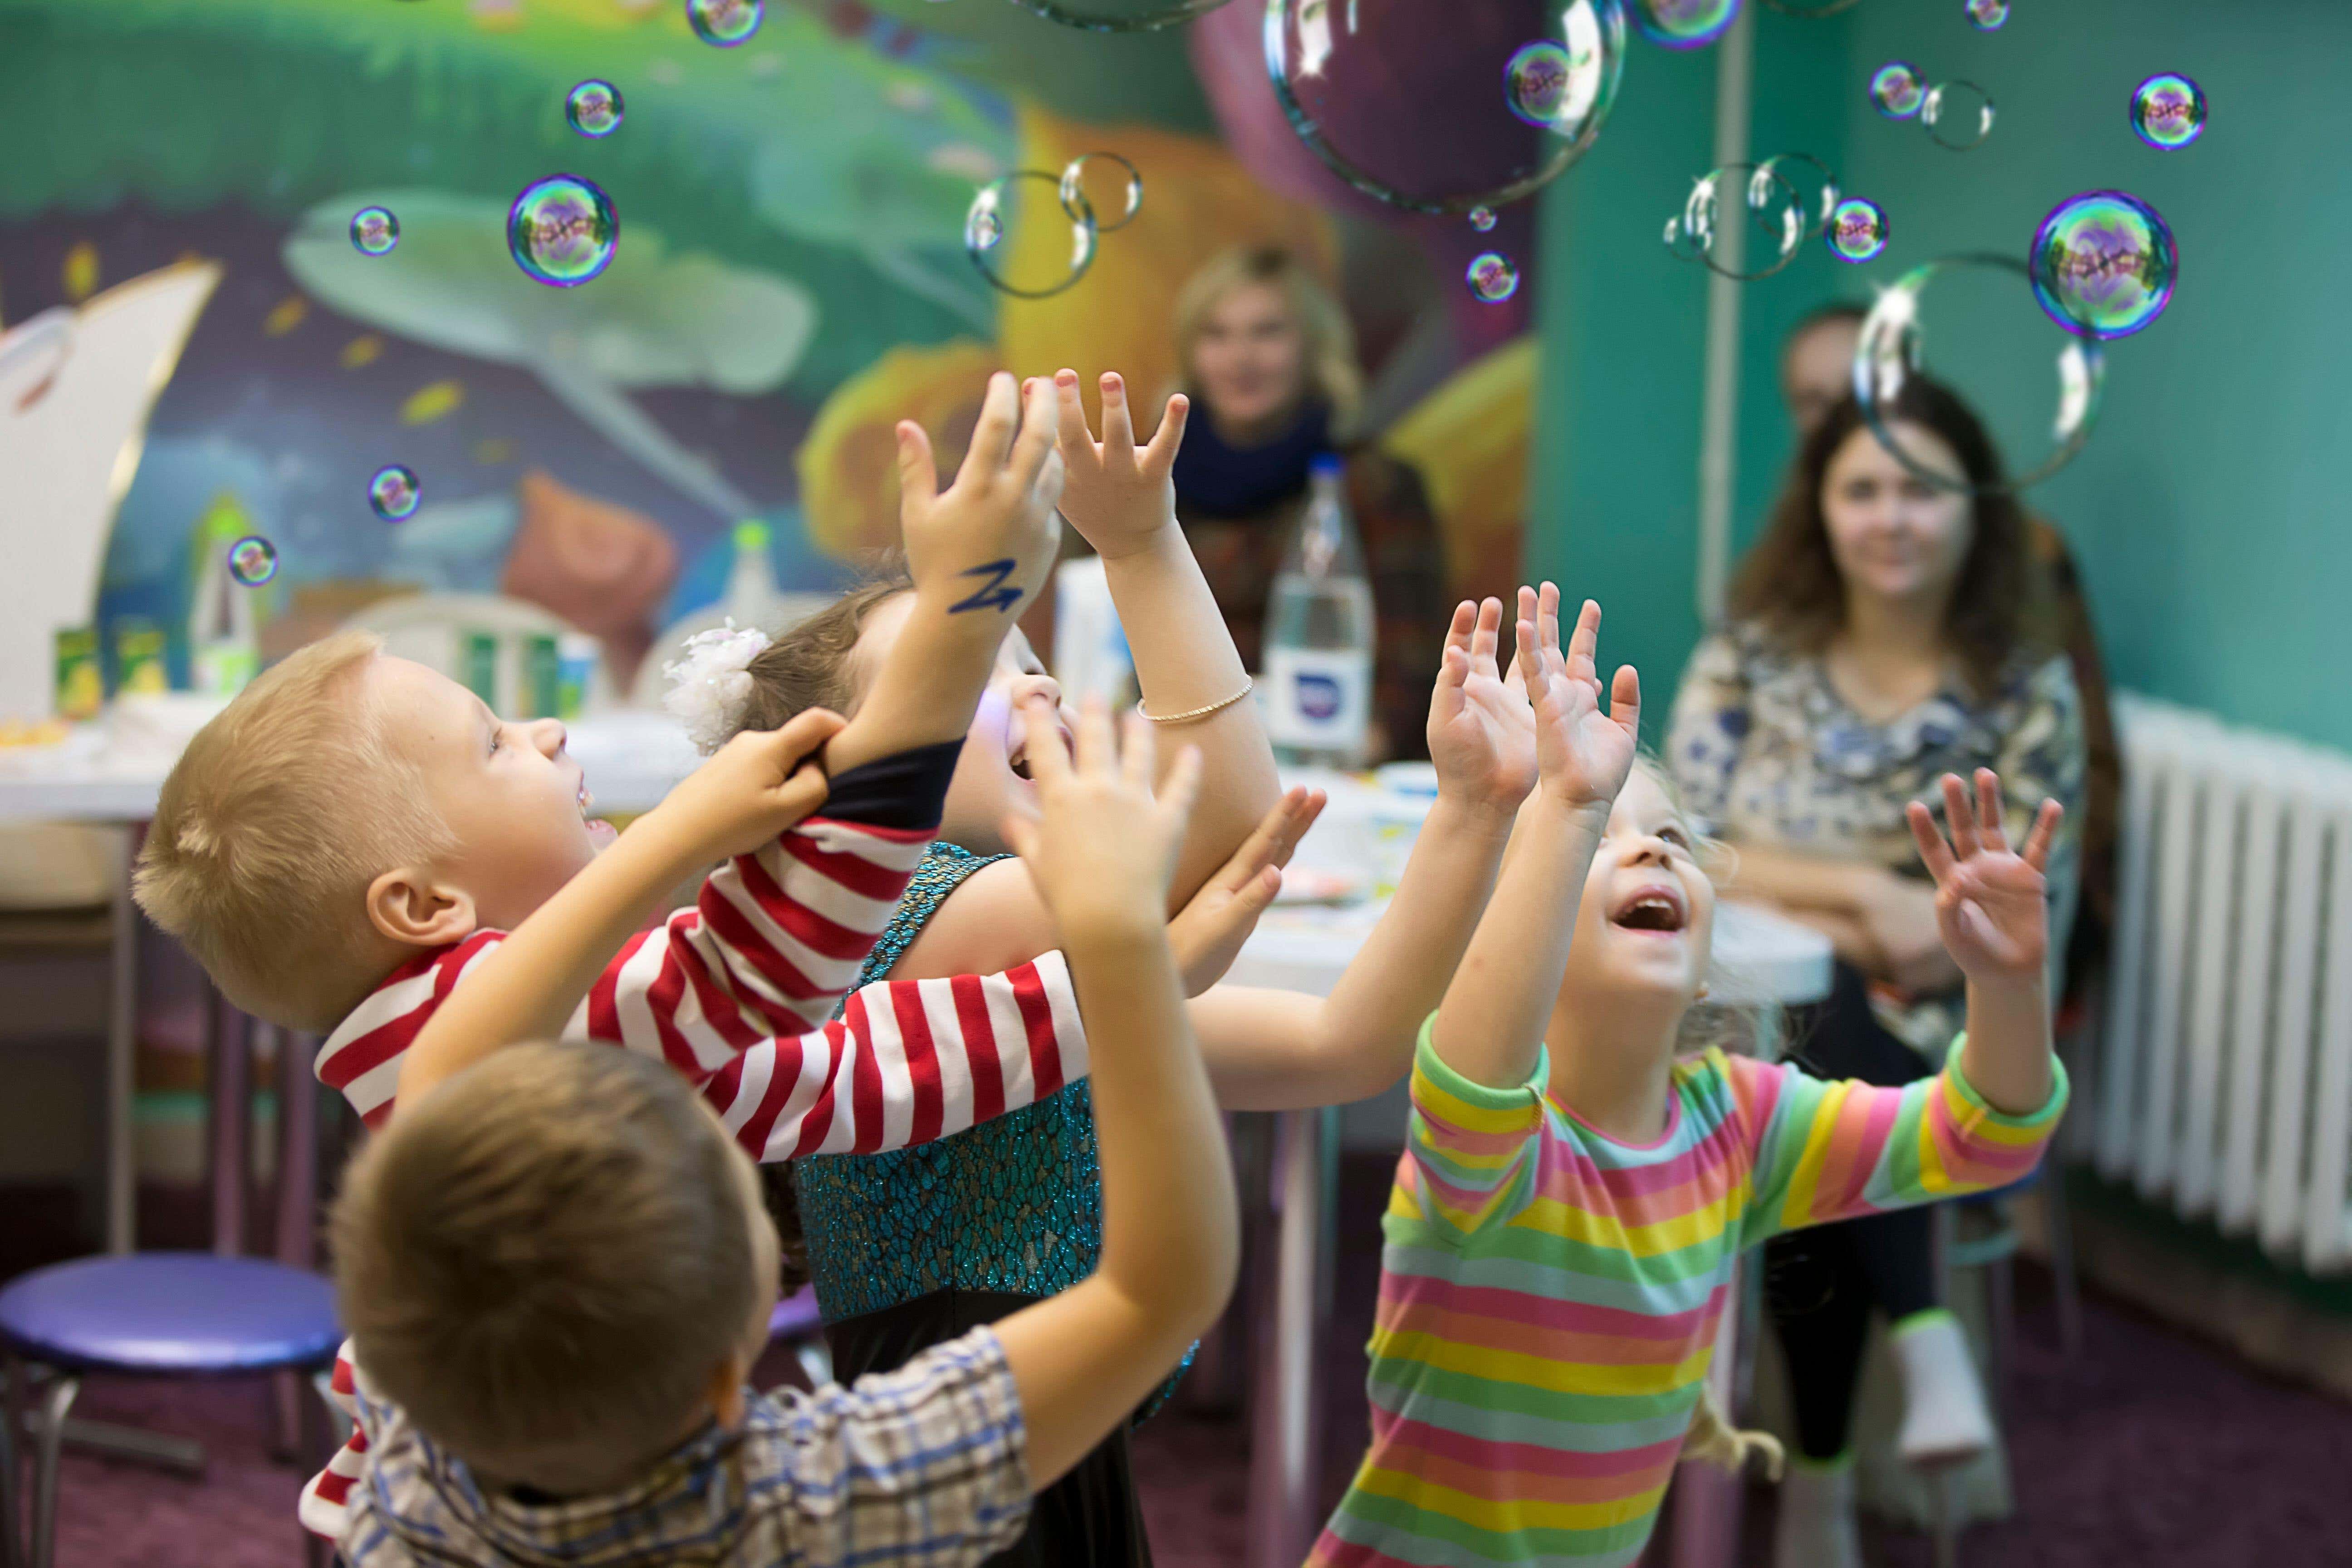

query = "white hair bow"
[{"left": 662, "top": 621, "right": 772, "bottom": 755}]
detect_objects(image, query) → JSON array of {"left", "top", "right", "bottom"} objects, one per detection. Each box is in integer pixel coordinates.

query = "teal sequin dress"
[{"left": 796, "top": 843, "right": 1189, "bottom": 1568}]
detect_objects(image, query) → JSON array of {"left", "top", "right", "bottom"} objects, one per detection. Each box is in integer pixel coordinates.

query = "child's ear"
[
  {"left": 363, "top": 867, "right": 478, "bottom": 949},
  {"left": 707, "top": 1348, "right": 755, "bottom": 1429}
]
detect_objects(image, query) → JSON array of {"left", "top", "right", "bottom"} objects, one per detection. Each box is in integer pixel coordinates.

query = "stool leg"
[
  {"left": 2, "top": 1359, "right": 21, "bottom": 1568},
  {"left": 30, "top": 1377, "right": 78, "bottom": 1568},
  {"left": 2038, "top": 1177, "right": 2085, "bottom": 1359}
]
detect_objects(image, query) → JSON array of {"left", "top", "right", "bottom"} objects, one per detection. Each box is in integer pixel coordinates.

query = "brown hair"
[
  {"left": 734, "top": 568, "right": 914, "bottom": 740},
  {"left": 1727, "top": 381, "right": 2036, "bottom": 701},
  {"left": 132, "top": 631, "right": 454, "bottom": 1031},
  {"left": 331, "top": 1044, "right": 764, "bottom": 1487},
  {"left": 1173, "top": 245, "right": 1365, "bottom": 436}
]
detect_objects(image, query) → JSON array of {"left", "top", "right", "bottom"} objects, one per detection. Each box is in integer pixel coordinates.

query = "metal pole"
[
  {"left": 1245, "top": 1105, "right": 1338, "bottom": 1568},
  {"left": 103, "top": 827, "right": 141, "bottom": 1254},
  {"left": 1695, "top": 1, "right": 1757, "bottom": 624}
]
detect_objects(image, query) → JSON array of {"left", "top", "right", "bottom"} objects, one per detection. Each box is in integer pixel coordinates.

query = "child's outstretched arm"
[
  {"left": 824, "top": 371, "right": 1065, "bottom": 776},
  {"left": 987, "top": 696, "right": 1239, "bottom": 1486},
  {"left": 1912, "top": 769, "right": 2064, "bottom": 1116},
  {"left": 1184, "top": 595, "right": 1538, "bottom": 1109},
  {"left": 1051, "top": 368, "right": 1279, "bottom": 900},
  {"left": 1431, "top": 597, "right": 1639, "bottom": 1091}
]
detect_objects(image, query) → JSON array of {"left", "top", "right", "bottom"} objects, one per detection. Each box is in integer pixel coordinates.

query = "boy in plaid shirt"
[{"left": 328, "top": 691, "right": 1239, "bottom": 1567}]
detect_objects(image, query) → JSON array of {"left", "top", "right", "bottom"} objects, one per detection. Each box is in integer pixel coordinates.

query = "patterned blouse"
[{"left": 1666, "top": 623, "right": 2086, "bottom": 1057}]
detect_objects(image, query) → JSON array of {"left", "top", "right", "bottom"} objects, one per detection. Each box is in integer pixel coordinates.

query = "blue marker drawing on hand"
[{"left": 949, "top": 558, "right": 1022, "bottom": 614}]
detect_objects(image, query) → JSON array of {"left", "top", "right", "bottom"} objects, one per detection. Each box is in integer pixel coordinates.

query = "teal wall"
[{"left": 1533, "top": 1, "right": 2352, "bottom": 752}]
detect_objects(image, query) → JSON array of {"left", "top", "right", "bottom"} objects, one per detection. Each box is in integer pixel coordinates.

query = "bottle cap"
[{"left": 733, "top": 519, "right": 770, "bottom": 552}]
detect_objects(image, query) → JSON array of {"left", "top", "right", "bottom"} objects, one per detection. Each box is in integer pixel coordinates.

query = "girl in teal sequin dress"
[{"left": 729, "top": 372, "right": 1554, "bottom": 1565}]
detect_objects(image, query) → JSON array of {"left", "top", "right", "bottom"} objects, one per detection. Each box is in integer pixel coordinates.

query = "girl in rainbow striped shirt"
[{"left": 1312, "top": 588, "right": 2068, "bottom": 1568}]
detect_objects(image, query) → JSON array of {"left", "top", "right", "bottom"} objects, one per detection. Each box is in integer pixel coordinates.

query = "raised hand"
[
  {"left": 1050, "top": 369, "right": 1189, "bottom": 562},
  {"left": 1906, "top": 769, "right": 2064, "bottom": 988},
  {"left": 1167, "top": 786, "right": 1326, "bottom": 995},
  {"left": 658, "top": 707, "right": 846, "bottom": 861},
  {"left": 1003, "top": 694, "right": 1203, "bottom": 939},
  {"left": 1426, "top": 597, "right": 1538, "bottom": 813},
  {"left": 1521, "top": 592, "right": 1638, "bottom": 814},
  {"left": 897, "top": 371, "right": 1065, "bottom": 621}
]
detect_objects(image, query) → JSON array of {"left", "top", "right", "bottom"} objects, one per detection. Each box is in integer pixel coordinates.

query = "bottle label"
[{"left": 1264, "top": 647, "right": 1371, "bottom": 753}]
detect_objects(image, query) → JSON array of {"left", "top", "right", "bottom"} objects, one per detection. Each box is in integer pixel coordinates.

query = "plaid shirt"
[{"left": 338, "top": 1327, "right": 1030, "bottom": 1568}]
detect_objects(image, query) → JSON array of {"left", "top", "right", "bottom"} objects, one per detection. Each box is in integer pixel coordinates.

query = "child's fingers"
[
  {"left": 1269, "top": 789, "right": 1325, "bottom": 867},
  {"left": 1470, "top": 597, "right": 1503, "bottom": 674},
  {"left": 1007, "top": 375, "right": 1062, "bottom": 495},
  {"left": 1939, "top": 773, "right": 1981, "bottom": 861},
  {"left": 1440, "top": 600, "right": 1476, "bottom": 667},
  {"left": 1221, "top": 788, "right": 1322, "bottom": 887},
  {"left": 1019, "top": 696, "right": 1075, "bottom": 786},
  {"left": 1436, "top": 641, "right": 1470, "bottom": 696},
  {"left": 1071, "top": 693, "right": 1117, "bottom": 775},
  {"left": 1517, "top": 619, "right": 1546, "bottom": 703},
  {"left": 1607, "top": 663, "right": 1641, "bottom": 738},
  {"left": 1141, "top": 392, "right": 1191, "bottom": 474},
  {"left": 1539, "top": 582, "right": 1562, "bottom": 652},
  {"left": 1975, "top": 769, "right": 2010, "bottom": 855},
  {"left": 1119, "top": 709, "right": 1157, "bottom": 794},
  {"left": 1051, "top": 368, "right": 1096, "bottom": 453},
  {"left": 959, "top": 371, "right": 1020, "bottom": 484},
  {"left": 2021, "top": 798, "right": 2064, "bottom": 873},
  {"left": 896, "top": 421, "right": 940, "bottom": 519},
  {"left": 1564, "top": 598, "right": 1600, "bottom": 681},
  {"left": 1906, "top": 799, "right": 1959, "bottom": 885},
  {"left": 1099, "top": 371, "right": 1137, "bottom": 456},
  {"left": 774, "top": 760, "right": 832, "bottom": 821},
  {"left": 759, "top": 706, "right": 848, "bottom": 771}
]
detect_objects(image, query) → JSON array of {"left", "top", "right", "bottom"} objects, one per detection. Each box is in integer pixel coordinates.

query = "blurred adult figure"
[
  {"left": 1670, "top": 379, "right": 2087, "bottom": 1568},
  {"left": 1169, "top": 246, "right": 1448, "bottom": 761}
]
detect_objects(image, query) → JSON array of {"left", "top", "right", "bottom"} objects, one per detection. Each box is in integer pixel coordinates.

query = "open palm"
[
  {"left": 1426, "top": 597, "right": 1537, "bottom": 809},
  {"left": 1050, "top": 368, "right": 1187, "bottom": 561},
  {"left": 1519, "top": 589, "right": 1638, "bottom": 813},
  {"left": 1906, "top": 769, "right": 2065, "bottom": 986}
]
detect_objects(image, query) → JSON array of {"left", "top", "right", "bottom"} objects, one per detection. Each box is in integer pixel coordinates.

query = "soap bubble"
[
  {"left": 1869, "top": 61, "right": 1926, "bottom": 119},
  {"left": 1470, "top": 206, "right": 1498, "bottom": 232},
  {"left": 368, "top": 465, "right": 422, "bottom": 523},
  {"left": 2029, "top": 190, "right": 2176, "bottom": 341},
  {"left": 1825, "top": 197, "right": 1889, "bottom": 262},
  {"left": 1004, "top": 0, "right": 1234, "bottom": 28},
  {"left": 350, "top": 207, "right": 399, "bottom": 255},
  {"left": 1921, "top": 80, "right": 1995, "bottom": 150},
  {"left": 1670, "top": 162, "right": 1805, "bottom": 281},
  {"left": 1753, "top": 152, "right": 1840, "bottom": 237},
  {"left": 1466, "top": 252, "right": 1520, "bottom": 303},
  {"left": 1058, "top": 152, "right": 1142, "bottom": 233},
  {"left": 2131, "top": 73, "right": 2206, "bottom": 150},
  {"left": 686, "top": 0, "right": 763, "bottom": 45},
  {"left": 228, "top": 536, "right": 279, "bottom": 588},
  {"left": 1964, "top": 0, "right": 2007, "bottom": 28},
  {"left": 966, "top": 171, "right": 1098, "bottom": 299},
  {"left": 566, "top": 80, "right": 624, "bottom": 137},
  {"left": 1857, "top": 253, "right": 2105, "bottom": 492},
  {"left": 508, "top": 175, "right": 619, "bottom": 287},
  {"left": 1631, "top": 0, "right": 1739, "bottom": 50},
  {"left": 1272, "top": 0, "right": 1627, "bottom": 215}
]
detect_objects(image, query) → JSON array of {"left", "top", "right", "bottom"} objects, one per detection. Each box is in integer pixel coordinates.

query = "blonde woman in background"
[{"left": 1168, "top": 246, "right": 1449, "bottom": 762}]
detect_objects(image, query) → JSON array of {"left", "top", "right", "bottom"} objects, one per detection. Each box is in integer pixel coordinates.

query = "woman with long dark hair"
[{"left": 1668, "top": 381, "right": 2086, "bottom": 1568}]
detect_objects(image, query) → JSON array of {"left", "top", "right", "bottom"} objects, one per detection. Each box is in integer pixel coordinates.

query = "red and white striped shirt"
[{"left": 301, "top": 808, "right": 1089, "bottom": 1540}]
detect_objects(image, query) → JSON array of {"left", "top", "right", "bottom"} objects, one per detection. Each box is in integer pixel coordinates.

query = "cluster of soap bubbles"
[
  {"left": 1662, "top": 154, "right": 1866, "bottom": 278},
  {"left": 1630, "top": 0, "right": 1740, "bottom": 50},
  {"left": 228, "top": 536, "right": 279, "bottom": 589},
  {"left": 686, "top": 0, "right": 762, "bottom": 46},
  {"left": 566, "top": 79, "right": 624, "bottom": 138},
  {"left": 1872, "top": 62, "right": 1994, "bottom": 150},
  {"left": 964, "top": 152, "right": 1142, "bottom": 299},
  {"left": 369, "top": 465, "right": 422, "bottom": 523},
  {"left": 2131, "top": 72, "right": 2206, "bottom": 149},
  {"left": 2030, "top": 190, "right": 2176, "bottom": 340},
  {"left": 350, "top": 207, "right": 399, "bottom": 256},
  {"left": 509, "top": 175, "right": 619, "bottom": 287}
]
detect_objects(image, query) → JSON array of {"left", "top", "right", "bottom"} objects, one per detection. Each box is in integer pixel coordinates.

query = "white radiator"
[{"left": 2087, "top": 694, "right": 2352, "bottom": 1273}]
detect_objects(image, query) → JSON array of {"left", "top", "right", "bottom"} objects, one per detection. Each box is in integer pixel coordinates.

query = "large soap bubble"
[
  {"left": 1059, "top": 153, "right": 1142, "bottom": 233},
  {"left": 1004, "top": 0, "right": 1232, "bottom": 29},
  {"left": 1754, "top": 152, "right": 1839, "bottom": 238},
  {"left": 1857, "top": 254, "right": 2106, "bottom": 492},
  {"left": 966, "top": 171, "right": 1098, "bottom": 299},
  {"left": 1631, "top": 0, "right": 1739, "bottom": 49},
  {"left": 1921, "top": 80, "right": 1995, "bottom": 150},
  {"left": 2030, "top": 190, "right": 2176, "bottom": 340},
  {"left": 1663, "top": 162, "right": 1805, "bottom": 281},
  {"left": 1269, "top": 0, "right": 1627, "bottom": 215},
  {"left": 508, "top": 175, "right": 619, "bottom": 287},
  {"left": 2131, "top": 73, "right": 2206, "bottom": 149}
]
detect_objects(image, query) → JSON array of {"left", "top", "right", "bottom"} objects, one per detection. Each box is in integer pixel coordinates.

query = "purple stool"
[
  {"left": 0, "top": 1253, "right": 340, "bottom": 1568},
  {"left": 767, "top": 1285, "right": 832, "bottom": 1392}
]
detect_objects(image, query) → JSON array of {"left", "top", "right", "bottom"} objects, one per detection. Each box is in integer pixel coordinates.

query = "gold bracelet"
[{"left": 1138, "top": 681, "right": 1254, "bottom": 725}]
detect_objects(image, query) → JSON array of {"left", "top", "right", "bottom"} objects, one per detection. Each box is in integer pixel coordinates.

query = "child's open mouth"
[{"left": 1610, "top": 885, "right": 1688, "bottom": 934}]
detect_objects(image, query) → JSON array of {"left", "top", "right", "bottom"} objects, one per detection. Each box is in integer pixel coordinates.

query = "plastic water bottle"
[
  {"left": 723, "top": 519, "right": 783, "bottom": 627},
  {"left": 188, "top": 493, "right": 259, "bottom": 696},
  {"left": 1263, "top": 456, "right": 1374, "bottom": 770}
]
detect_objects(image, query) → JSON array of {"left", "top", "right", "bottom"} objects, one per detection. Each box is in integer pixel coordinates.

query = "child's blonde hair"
[
  {"left": 1172, "top": 246, "right": 1366, "bottom": 436},
  {"left": 132, "top": 632, "right": 452, "bottom": 1030},
  {"left": 331, "top": 1043, "right": 764, "bottom": 1487}
]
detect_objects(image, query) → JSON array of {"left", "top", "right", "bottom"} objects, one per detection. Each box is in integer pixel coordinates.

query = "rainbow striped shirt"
[{"left": 1310, "top": 1021, "right": 2066, "bottom": 1568}]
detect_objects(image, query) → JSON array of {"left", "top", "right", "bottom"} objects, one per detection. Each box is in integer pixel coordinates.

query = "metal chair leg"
[
  {"left": 29, "top": 1377, "right": 78, "bottom": 1568},
  {"left": 2, "top": 1358, "right": 22, "bottom": 1568},
  {"left": 2037, "top": 1174, "right": 2085, "bottom": 1358}
]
